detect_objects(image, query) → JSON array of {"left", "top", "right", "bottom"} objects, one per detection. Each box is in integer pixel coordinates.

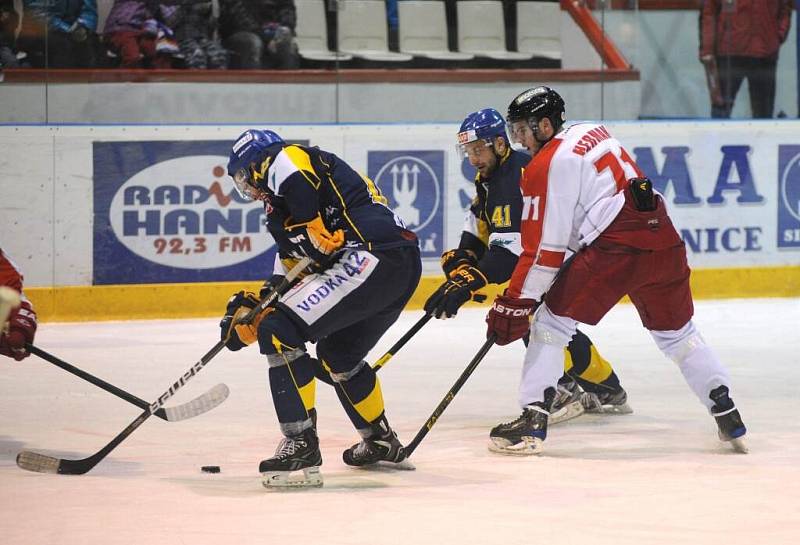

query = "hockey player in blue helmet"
[
  {"left": 226, "top": 129, "right": 285, "bottom": 200},
  {"left": 220, "top": 129, "right": 421, "bottom": 487},
  {"left": 424, "top": 108, "right": 632, "bottom": 431}
]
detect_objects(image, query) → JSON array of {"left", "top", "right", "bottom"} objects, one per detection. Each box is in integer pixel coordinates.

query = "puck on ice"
[{"left": 201, "top": 465, "right": 220, "bottom": 473}]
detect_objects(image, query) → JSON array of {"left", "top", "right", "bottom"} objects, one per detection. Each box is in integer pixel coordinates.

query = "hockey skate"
[
  {"left": 710, "top": 386, "right": 748, "bottom": 454},
  {"left": 343, "top": 429, "right": 415, "bottom": 470},
  {"left": 489, "top": 403, "right": 549, "bottom": 456},
  {"left": 259, "top": 428, "right": 323, "bottom": 489},
  {"left": 548, "top": 378, "right": 585, "bottom": 425},
  {"left": 580, "top": 388, "right": 633, "bottom": 415}
]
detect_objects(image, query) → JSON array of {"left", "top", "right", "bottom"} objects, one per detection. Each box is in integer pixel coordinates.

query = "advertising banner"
[
  {"left": 93, "top": 140, "right": 275, "bottom": 284},
  {"left": 368, "top": 150, "right": 445, "bottom": 258}
]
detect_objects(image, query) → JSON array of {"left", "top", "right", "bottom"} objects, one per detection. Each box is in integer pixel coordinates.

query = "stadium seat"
[
  {"left": 457, "top": 0, "right": 533, "bottom": 60},
  {"left": 397, "top": 1, "right": 474, "bottom": 60},
  {"left": 295, "top": 0, "right": 354, "bottom": 62},
  {"left": 338, "top": 0, "right": 413, "bottom": 62},
  {"left": 516, "top": 1, "right": 562, "bottom": 60}
]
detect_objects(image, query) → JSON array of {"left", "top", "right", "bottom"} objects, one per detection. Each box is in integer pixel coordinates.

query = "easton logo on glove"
[{"left": 490, "top": 301, "right": 534, "bottom": 317}]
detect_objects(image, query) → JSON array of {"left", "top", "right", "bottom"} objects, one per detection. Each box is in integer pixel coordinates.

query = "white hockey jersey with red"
[
  {"left": 0, "top": 248, "right": 25, "bottom": 293},
  {"left": 508, "top": 123, "right": 643, "bottom": 300}
]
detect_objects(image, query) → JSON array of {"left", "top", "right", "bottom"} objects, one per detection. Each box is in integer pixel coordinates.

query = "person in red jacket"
[
  {"left": 0, "top": 248, "right": 37, "bottom": 361},
  {"left": 700, "top": 0, "right": 793, "bottom": 118}
]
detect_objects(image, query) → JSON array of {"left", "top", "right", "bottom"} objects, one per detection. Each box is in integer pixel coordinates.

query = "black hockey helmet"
[{"left": 506, "top": 86, "right": 566, "bottom": 134}]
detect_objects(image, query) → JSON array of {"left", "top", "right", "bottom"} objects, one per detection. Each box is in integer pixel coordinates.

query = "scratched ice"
[{"left": 1, "top": 299, "right": 798, "bottom": 545}]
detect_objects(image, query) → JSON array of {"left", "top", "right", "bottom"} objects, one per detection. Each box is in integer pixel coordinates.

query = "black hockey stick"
[
  {"left": 16, "top": 257, "right": 313, "bottom": 475},
  {"left": 404, "top": 335, "right": 495, "bottom": 457},
  {"left": 370, "top": 291, "right": 487, "bottom": 373},
  {"left": 372, "top": 314, "right": 432, "bottom": 372},
  {"left": 26, "top": 344, "right": 229, "bottom": 422}
]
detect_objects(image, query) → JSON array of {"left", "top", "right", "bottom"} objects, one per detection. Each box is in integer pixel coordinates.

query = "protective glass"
[
  {"left": 457, "top": 129, "right": 495, "bottom": 158},
  {"left": 507, "top": 120, "right": 536, "bottom": 145}
]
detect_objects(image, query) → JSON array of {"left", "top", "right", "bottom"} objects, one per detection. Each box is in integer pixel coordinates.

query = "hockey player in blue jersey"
[
  {"left": 424, "top": 108, "right": 632, "bottom": 431},
  {"left": 220, "top": 129, "right": 421, "bottom": 487}
]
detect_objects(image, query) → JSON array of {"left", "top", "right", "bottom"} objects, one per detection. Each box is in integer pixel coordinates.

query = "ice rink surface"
[{"left": 1, "top": 298, "right": 799, "bottom": 545}]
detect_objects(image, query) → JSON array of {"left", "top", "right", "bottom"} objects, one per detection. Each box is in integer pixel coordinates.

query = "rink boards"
[{"left": 0, "top": 121, "right": 798, "bottom": 320}]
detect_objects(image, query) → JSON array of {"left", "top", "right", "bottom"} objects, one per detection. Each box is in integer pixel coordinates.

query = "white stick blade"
[
  {"left": 17, "top": 451, "right": 61, "bottom": 473},
  {"left": 161, "top": 383, "right": 230, "bottom": 422}
]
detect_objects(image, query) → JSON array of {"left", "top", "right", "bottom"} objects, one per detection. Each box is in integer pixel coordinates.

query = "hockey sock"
[
  {"left": 565, "top": 330, "right": 622, "bottom": 394},
  {"left": 328, "top": 360, "right": 386, "bottom": 438},
  {"left": 268, "top": 352, "right": 317, "bottom": 436}
]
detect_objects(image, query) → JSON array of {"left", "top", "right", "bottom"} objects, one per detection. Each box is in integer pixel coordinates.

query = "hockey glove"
[
  {"left": 219, "top": 291, "right": 272, "bottom": 351},
  {"left": 424, "top": 265, "right": 488, "bottom": 319},
  {"left": 285, "top": 215, "right": 345, "bottom": 265},
  {"left": 440, "top": 248, "right": 478, "bottom": 279},
  {"left": 259, "top": 274, "right": 286, "bottom": 299},
  {"left": 0, "top": 301, "right": 37, "bottom": 361},
  {"left": 485, "top": 292, "right": 538, "bottom": 346}
]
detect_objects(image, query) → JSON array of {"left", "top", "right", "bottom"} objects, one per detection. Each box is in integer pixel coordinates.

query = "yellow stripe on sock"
[
  {"left": 577, "top": 345, "right": 614, "bottom": 385},
  {"left": 352, "top": 378, "right": 386, "bottom": 424},
  {"left": 562, "top": 348, "right": 574, "bottom": 373},
  {"left": 297, "top": 378, "right": 317, "bottom": 412}
]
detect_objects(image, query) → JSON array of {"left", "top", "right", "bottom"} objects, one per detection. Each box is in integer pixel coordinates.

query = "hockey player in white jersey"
[{"left": 485, "top": 86, "right": 747, "bottom": 455}]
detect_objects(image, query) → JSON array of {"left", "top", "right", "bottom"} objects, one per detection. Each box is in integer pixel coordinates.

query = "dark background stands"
[
  {"left": 17, "top": 0, "right": 99, "bottom": 68},
  {"left": 218, "top": 0, "right": 299, "bottom": 69},
  {"left": 0, "top": 0, "right": 20, "bottom": 67}
]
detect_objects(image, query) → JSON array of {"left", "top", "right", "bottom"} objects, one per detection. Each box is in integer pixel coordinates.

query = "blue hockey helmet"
[
  {"left": 227, "top": 129, "right": 285, "bottom": 200},
  {"left": 457, "top": 108, "right": 507, "bottom": 156}
]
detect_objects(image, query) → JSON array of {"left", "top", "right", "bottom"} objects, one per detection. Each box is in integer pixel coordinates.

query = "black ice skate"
[
  {"left": 489, "top": 392, "right": 553, "bottom": 456},
  {"left": 709, "top": 385, "right": 748, "bottom": 454},
  {"left": 259, "top": 428, "right": 323, "bottom": 488},
  {"left": 549, "top": 378, "right": 585, "bottom": 425},
  {"left": 343, "top": 419, "right": 415, "bottom": 470},
  {"left": 580, "top": 388, "right": 633, "bottom": 415}
]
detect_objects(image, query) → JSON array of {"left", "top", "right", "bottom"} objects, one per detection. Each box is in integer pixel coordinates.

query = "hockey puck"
[{"left": 201, "top": 465, "right": 221, "bottom": 473}]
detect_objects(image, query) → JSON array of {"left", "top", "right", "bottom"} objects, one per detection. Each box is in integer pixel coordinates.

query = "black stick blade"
[{"left": 16, "top": 451, "right": 61, "bottom": 474}]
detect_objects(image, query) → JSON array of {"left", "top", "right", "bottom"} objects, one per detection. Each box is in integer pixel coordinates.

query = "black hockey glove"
[
  {"left": 424, "top": 265, "right": 488, "bottom": 319},
  {"left": 259, "top": 274, "right": 286, "bottom": 299},
  {"left": 440, "top": 248, "right": 478, "bottom": 279},
  {"left": 219, "top": 291, "right": 269, "bottom": 351}
]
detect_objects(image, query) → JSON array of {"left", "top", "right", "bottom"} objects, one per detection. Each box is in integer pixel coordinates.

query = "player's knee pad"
[
  {"left": 532, "top": 304, "right": 576, "bottom": 347},
  {"left": 257, "top": 310, "right": 307, "bottom": 367},
  {"left": 650, "top": 321, "right": 704, "bottom": 364}
]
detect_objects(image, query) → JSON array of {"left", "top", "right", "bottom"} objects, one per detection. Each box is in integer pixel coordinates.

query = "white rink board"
[{"left": 1, "top": 121, "right": 799, "bottom": 287}]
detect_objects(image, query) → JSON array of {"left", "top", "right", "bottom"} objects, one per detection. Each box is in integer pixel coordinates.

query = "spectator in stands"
[
  {"left": 103, "top": 0, "right": 173, "bottom": 68},
  {"left": 218, "top": 0, "right": 299, "bottom": 69},
  {"left": 17, "top": 0, "right": 99, "bottom": 68},
  {"left": 0, "top": 0, "right": 20, "bottom": 67},
  {"left": 700, "top": 0, "right": 793, "bottom": 118},
  {"left": 161, "top": 0, "right": 227, "bottom": 69}
]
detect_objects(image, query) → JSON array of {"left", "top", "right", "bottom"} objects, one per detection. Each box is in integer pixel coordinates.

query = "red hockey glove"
[
  {"left": 1, "top": 302, "right": 37, "bottom": 361},
  {"left": 485, "top": 293, "right": 538, "bottom": 346}
]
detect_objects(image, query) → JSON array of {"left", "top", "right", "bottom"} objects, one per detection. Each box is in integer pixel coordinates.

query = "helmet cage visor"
[
  {"left": 231, "top": 166, "right": 263, "bottom": 201},
  {"left": 507, "top": 119, "right": 539, "bottom": 145}
]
